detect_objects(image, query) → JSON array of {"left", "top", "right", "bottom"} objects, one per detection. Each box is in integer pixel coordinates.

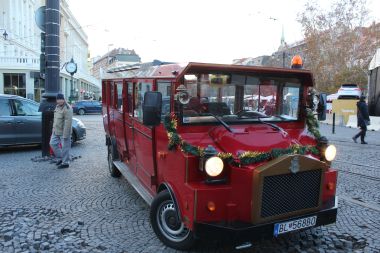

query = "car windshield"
[
  {"left": 176, "top": 73, "right": 302, "bottom": 124},
  {"left": 341, "top": 84, "right": 358, "bottom": 88}
]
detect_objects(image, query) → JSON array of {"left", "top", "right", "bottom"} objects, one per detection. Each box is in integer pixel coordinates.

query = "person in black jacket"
[{"left": 352, "top": 95, "right": 370, "bottom": 144}]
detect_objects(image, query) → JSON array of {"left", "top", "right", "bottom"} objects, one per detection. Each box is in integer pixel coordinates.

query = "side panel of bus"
[
  {"left": 114, "top": 81, "right": 127, "bottom": 159},
  {"left": 132, "top": 79, "right": 156, "bottom": 194},
  {"left": 125, "top": 81, "right": 137, "bottom": 171}
]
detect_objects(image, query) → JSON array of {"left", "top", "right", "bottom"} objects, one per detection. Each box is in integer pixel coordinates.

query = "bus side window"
[
  {"left": 134, "top": 82, "right": 152, "bottom": 121},
  {"left": 127, "top": 82, "right": 133, "bottom": 116},
  {"left": 110, "top": 82, "right": 115, "bottom": 109},
  {"left": 116, "top": 82, "right": 123, "bottom": 112},
  {"left": 157, "top": 81, "right": 171, "bottom": 120}
]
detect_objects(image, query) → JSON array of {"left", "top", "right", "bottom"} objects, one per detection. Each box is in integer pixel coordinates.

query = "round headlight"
[
  {"left": 325, "top": 145, "right": 336, "bottom": 161},
  {"left": 205, "top": 156, "right": 224, "bottom": 177}
]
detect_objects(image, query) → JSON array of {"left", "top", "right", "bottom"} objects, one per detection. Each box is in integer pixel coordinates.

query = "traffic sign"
[{"left": 35, "top": 6, "right": 46, "bottom": 32}]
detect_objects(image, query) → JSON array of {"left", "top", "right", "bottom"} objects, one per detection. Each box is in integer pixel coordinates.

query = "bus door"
[
  {"left": 114, "top": 81, "right": 127, "bottom": 160},
  {"left": 132, "top": 80, "right": 156, "bottom": 194},
  {"left": 125, "top": 81, "right": 136, "bottom": 170}
]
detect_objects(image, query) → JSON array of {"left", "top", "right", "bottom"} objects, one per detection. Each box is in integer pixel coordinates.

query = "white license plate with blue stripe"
[{"left": 274, "top": 216, "right": 317, "bottom": 236}]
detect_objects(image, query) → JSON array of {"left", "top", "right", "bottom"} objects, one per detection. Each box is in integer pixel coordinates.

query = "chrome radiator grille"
[{"left": 261, "top": 169, "right": 322, "bottom": 218}]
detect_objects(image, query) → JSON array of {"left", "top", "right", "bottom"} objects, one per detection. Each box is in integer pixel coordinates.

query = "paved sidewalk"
[
  {"left": 0, "top": 115, "right": 379, "bottom": 253},
  {"left": 320, "top": 123, "right": 380, "bottom": 146}
]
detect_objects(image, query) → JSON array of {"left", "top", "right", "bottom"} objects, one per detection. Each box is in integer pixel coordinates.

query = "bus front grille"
[{"left": 260, "top": 169, "right": 322, "bottom": 218}]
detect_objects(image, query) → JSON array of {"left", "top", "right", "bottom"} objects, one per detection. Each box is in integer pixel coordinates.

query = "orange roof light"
[{"left": 291, "top": 55, "right": 303, "bottom": 69}]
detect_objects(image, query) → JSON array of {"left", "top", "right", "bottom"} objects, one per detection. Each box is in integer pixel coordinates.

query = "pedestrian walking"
[
  {"left": 352, "top": 95, "right": 370, "bottom": 144},
  {"left": 50, "top": 93, "right": 73, "bottom": 168}
]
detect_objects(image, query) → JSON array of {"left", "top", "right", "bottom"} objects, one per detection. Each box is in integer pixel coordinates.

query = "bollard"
[{"left": 332, "top": 113, "right": 335, "bottom": 134}]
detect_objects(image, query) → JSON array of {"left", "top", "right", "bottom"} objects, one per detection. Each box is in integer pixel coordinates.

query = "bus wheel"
[
  {"left": 107, "top": 144, "right": 121, "bottom": 177},
  {"left": 150, "top": 190, "right": 195, "bottom": 250}
]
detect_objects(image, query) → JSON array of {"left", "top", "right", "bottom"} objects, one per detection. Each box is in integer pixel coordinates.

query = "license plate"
[{"left": 274, "top": 216, "right": 317, "bottom": 236}]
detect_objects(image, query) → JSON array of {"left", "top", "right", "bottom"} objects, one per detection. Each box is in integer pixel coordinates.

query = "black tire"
[
  {"left": 150, "top": 190, "right": 195, "bottom": 250},
  {"left": 107, "top": 144, "right": 121, "bottom": 177},
  {"left": 78, "top": 109, "right": 85, "bottom": 115}
]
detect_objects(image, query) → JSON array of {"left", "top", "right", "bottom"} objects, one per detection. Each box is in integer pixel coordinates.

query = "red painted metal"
[{"left": 101, "top": 62, "right": 337, "bottom": 238}]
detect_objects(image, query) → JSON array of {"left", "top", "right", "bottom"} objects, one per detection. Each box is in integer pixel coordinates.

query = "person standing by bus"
[
  {"left": 352, "top": 95, "right": 370, "bottom": 144},
  {"left": 50, "top": 93, "right": 73, "bottom": 168}
]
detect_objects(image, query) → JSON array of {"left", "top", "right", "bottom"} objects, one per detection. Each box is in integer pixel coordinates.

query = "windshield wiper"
[
  {"left": 257, "top": 117, "right": 282, "bottom": 131},
  {"left": 257, "top": 117, "right": 289, "bottom": 137},
  {"left": 205, "top": 113, "right": 234, "bottom": 133},
  {"left": 237, "top": 112, "right": 286, "bottom": 133}
]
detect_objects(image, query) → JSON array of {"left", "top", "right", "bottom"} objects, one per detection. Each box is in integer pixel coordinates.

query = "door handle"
[{"left": 16, "top": 121, "right": 24, "bottom": 124}]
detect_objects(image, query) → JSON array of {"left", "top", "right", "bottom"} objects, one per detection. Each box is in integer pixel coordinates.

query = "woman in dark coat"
[{"left": 352, "top": 95, "right": 370, "bottom": 144}]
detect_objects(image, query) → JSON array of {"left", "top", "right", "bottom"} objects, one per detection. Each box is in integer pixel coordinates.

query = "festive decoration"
[
  {"left": 305, "top": 108, "right": 321, "bottom": 139},
  {"left": 164, "top": 113, "right": 321, "bottom": 167}
]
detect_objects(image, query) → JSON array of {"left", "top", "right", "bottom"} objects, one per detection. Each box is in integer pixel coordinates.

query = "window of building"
[
  {"left": 34, "top": 78, "right": 45, "bottom": 102},
  {"left": 3, "top": 73, "right": 26, "bottom": 98}
]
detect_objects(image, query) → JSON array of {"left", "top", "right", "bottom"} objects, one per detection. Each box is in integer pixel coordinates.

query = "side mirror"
[
  {"left": 317, "top": 93, "right": 327, "bottom": 121},
  {"left": 143, "top": 91, "right": 162, "bottom": 126}
]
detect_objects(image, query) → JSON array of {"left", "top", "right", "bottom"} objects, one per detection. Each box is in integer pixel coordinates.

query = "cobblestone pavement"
[{"left": 0, "top": 115, "right": 379, "bottom": 253}]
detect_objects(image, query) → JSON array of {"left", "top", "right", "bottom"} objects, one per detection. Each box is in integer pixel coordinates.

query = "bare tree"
[{"left": 298, "top": 0, "right": 379, "bottom": 93}]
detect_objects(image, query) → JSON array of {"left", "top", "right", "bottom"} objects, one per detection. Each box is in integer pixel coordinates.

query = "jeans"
[{"left": 50, "top": 132, "right": 71, "bottom": 164}]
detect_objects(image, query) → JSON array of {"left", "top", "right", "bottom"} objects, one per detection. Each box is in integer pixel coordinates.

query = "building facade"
[
  {"left": 233, "top": 56, "right": 271, "bottom": 66},
  {"left": 0, "top": 0, "right": 100, "bottom": 102},
  {"left": 91, "top": 48, "right": 141, "bottom": 79}
]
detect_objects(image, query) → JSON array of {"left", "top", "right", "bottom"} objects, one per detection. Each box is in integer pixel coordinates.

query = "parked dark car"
[
  {"left": 72, "top": 100, "right": 102, "bottom": 115},
  {"left": 0, "top": 94, "right": 86, "bottom": 146}
]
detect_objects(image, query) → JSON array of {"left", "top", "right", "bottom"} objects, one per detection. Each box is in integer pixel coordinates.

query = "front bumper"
[{"left": 194, "top": 197, "right": 338, "bottom": 242}]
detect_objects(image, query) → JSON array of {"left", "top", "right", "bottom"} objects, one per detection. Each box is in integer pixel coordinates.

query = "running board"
[{"left": 113, "top": 161, "right": 153, "bottom": 206}]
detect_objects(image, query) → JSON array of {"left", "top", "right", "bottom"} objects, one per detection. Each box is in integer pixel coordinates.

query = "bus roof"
[{"left": 103, "top": 62, "right": 314, "bottom": 85}]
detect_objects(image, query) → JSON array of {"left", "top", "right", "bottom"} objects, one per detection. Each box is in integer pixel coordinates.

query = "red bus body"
[{"left": 102, "top": 62, "right": 338, "bottom": 249}]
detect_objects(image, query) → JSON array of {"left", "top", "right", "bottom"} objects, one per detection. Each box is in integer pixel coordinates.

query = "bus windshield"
[{"left": 177, "top": 73, "right": 302, "bottom": 124}]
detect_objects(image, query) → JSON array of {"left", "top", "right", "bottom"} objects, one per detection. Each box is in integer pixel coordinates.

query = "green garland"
[
  {"left": 164, "top": 113, "right": 320, "bottom": 167},
  {"left": 305, "top": 108, "right": 321, "bottom": 139}
]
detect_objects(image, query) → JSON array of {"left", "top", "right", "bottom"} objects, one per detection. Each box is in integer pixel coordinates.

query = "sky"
[{"left": 67, "top": 0, "right": 380, "bottom": 64}]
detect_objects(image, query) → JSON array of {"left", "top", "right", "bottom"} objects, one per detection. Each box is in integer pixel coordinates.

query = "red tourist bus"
[{"left": 102, "top": 61, "right": 337, "bottom": 250}]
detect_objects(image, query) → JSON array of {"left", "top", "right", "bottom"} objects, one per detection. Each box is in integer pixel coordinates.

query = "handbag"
[{"left": 364, "top": 120, "right": 370, "bottom": 126}]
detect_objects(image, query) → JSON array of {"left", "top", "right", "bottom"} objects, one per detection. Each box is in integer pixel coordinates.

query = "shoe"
[
  {"left": 57, "top": 163, "right": 69, "bottom": 169},
  {"left": 56, "top": 160, "right": 62, "bottom": 166},
  {"left": 361, "top": 142, "right": 368, "bottom": 144},
  {"left": 352, "top": 137, "right": 357, "bottom": 143}
]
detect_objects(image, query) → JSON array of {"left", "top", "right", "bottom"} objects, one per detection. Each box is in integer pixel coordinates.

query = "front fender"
[{"left": 158, "top": 182, "right": 182, "bottom": 223}]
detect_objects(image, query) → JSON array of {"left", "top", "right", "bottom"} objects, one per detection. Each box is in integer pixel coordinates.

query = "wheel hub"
[{"left": 157, "top": 201, "right": 190, "bottom": 242}]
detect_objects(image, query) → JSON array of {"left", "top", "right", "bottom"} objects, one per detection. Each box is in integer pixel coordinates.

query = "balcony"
[{"left": 0, "top": 56, "right": 40, "bottom": 70}]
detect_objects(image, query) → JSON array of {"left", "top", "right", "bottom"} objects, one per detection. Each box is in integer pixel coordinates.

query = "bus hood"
[{"left": 206, "top": 125, "right": 302, "bottom": 156}]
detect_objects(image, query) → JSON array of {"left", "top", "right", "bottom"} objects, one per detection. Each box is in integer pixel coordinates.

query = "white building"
[{"left": 0, "top": 0, "right": 100, "bottom": 102}]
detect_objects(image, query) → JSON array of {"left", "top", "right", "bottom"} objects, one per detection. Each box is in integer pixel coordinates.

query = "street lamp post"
[{"left": 39, "top": 0, "right": 60, "bottom": 157}]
